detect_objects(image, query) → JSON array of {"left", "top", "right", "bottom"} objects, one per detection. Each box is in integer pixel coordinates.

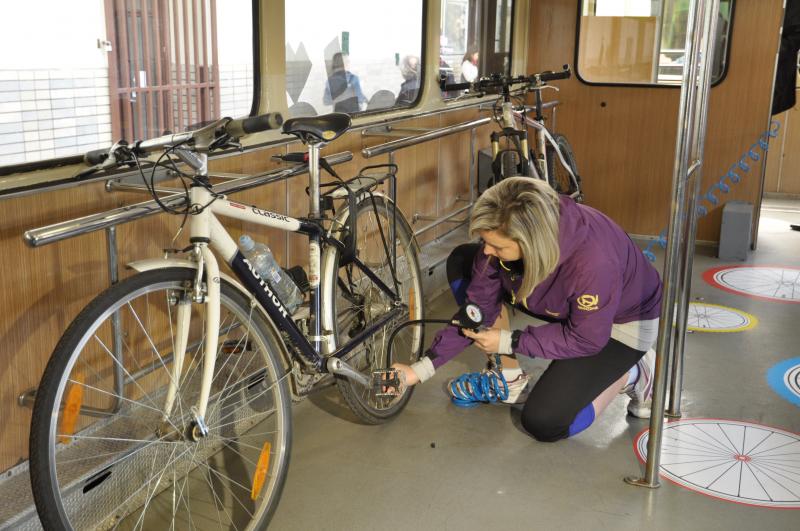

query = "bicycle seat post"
[
  {"left": 306, "top": 139, "right": 324, "bottom": 353},
  {"left": 307, "top": 141, "right": 322, "bottom": 221}
]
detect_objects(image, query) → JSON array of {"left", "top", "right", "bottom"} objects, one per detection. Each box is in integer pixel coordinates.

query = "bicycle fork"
[{"left": 161, "top": 186, "right": 222, "bottom": 440}]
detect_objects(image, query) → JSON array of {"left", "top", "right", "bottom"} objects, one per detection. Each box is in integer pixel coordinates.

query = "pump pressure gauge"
[{"left": 451, "top": 302, "right": 484, "bottom": 332}]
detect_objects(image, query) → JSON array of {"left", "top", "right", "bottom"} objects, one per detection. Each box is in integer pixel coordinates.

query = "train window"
[
  {"left": 285, "top": 0, "right": 425, "bottom": 117},
  {"left": 0, "top": 0, "right": 254, "bottom": 167},
  {"left": 576, "top": 0, "right": 734, "bottom": 86},
  {"left": 440, "top": 0, "right": 514, "bottom": 99}
]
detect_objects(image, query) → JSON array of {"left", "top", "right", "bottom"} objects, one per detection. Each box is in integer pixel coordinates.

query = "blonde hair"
[{"left": 470, "top": 177, "right": 561, "bottom": 303}]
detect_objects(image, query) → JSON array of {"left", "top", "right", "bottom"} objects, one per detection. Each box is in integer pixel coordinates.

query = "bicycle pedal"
[{"left": 372, "top": 368, "right": 405, "bottom": 397}]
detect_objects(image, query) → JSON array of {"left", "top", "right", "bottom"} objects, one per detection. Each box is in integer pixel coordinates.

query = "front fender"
[{"left": 129, "top": 258, "right": 252, "bottom": 298}]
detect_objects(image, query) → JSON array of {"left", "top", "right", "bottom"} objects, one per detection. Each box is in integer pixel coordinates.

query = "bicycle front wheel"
[
  {"left": 321, "top": 194, "right": 424, "bottom": 424},
  {"left": 30, "top": 267, "right": 291, "bottom": 531}
]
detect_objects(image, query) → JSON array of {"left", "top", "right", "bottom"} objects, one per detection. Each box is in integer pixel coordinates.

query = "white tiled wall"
[
  {"left": 0, "top": 64, "right": 256, "bottom": 168},
  {"left": 219, "top": 63, "right": 253, "bottom": 119},
  {"left": 0, "top": 68, "right": 113, "bottom": 166}
]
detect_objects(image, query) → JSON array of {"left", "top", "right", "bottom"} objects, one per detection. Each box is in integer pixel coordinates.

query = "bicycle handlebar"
[
  {"left": 439, "top": 65, "right": 571, "bottom": 94},
  {"left": 440, "top": 80, "right": 472, "bottom": 92},
  {"left": 85, "top": 148, "right": 110, "bottom": 166},
  {"left": 538, "top": 67, "right": 571, "bottom": 82},
  {"left": 225, "top": 112, "right": 284, "bottom": 137},
  {"left": 82, "top": 112, "right": 284, "bottom": 170}
]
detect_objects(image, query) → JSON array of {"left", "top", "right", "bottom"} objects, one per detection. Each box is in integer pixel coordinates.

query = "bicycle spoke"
[
  {"left": 93, "top": 335, "right": 181, "bottom": 433},
  {"left": 132, "top": 444, "right": 179, "bottom": 531}
]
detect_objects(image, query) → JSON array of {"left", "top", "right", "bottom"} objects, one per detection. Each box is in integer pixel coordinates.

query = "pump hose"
[
  {"left": 386, "top": 321, "right": 511, "bottom": 407},
  {"left": 448, "top": 364, "right": 510, "bottom": 408}
]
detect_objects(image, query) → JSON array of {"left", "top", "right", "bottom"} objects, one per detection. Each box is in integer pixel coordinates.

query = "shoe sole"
[{"left": 628, "top": 400, "right": 652, "bottom": 419}]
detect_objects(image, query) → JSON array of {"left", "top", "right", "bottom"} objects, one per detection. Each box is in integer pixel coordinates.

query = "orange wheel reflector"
[
  {"left": 59, "top": 377, "right": 84, "bottom": 444},
  {"left": 251, "top": 441, "right": 272, "bottom": 500},
  {"left": 408, "top": 287, "right": 416, "bottom": 320}
]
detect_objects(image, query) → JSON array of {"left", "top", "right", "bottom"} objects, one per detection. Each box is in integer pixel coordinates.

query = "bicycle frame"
[{"left": 163, "top": 150, "right": 404, "bottom": 427}]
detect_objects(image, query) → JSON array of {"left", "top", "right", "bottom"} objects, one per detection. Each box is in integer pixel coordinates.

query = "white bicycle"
[{"left": 28, "top": 112, "right": 424, "bottom": 530}]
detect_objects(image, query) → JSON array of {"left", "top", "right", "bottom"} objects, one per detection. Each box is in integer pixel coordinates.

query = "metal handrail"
[
  {"left": 25, "top": 111, "right": 497, "bottom": 246},
  {"left": 24, "top": 151, "right": 353, "bottom": 248},
  {"left": 361, "top": 117, "right": 491, "bottom": 159}
]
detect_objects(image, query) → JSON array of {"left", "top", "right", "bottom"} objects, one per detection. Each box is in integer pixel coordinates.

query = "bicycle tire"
[
  {"left": 30, "top": 267, "right": 292, "bottom": 531},
  {"left": 545, "top": 133, "right": 583, "bottom": 200},
  {"left": 501, "top": 149, "right": 520, "bottom": 179},
  {"left": 321, "top": 194, "right": 424, "bottom": 424}
]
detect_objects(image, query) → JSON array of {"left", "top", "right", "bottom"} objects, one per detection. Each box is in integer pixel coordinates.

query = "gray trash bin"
[{"left": 718, "top": 200, "right": 753, "bottom": 261}]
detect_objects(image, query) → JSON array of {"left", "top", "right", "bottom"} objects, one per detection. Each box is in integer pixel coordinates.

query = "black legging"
[{"left": 447, "top": 244, "right": 645, "bottom": 442}]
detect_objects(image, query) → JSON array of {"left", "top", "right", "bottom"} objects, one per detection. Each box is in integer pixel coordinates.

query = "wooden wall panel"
[
  {"left": 529, "top": 0, "right": 783, "bottom": 241},
  {"left": 0, "top": 108, "right": 486, "bottom": 471}
]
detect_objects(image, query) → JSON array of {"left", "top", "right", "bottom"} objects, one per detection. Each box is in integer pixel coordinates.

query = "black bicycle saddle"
[{"left": 281, "top": 113, "right": 351, "bottom": 143}]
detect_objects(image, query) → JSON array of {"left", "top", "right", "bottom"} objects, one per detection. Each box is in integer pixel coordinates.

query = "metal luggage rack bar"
[
  {"left": 24, "top": 151, "right": 353, "bottom": 248},
  {"left": 0, "top": 97, "right": 493, "bottom": 200}
]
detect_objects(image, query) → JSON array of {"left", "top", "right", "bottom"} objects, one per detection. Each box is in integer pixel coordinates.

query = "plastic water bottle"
[{"left": 239, "top": 235, "right": 304, "bottom": 314}]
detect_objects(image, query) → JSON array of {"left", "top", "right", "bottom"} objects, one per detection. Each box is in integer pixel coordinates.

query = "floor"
[
  {"left": 1, "top": 201, "right": 798, "bottom": 530},
  {"left": 269, "top": 199, "right": 800, "bottom": 530}
]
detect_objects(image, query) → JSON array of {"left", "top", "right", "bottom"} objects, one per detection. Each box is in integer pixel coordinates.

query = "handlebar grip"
[
  {"left": 539, "top": 66, "right": 571, "bottom": 82},
  {"left": 225, "top": 113, "right": 284, "bottom": 137},
  {"left": 85, "top": 148, "right": 110, "bottom": 166},
  {"left": 441, "top": 81, "right": 472, "bottom": 91}
]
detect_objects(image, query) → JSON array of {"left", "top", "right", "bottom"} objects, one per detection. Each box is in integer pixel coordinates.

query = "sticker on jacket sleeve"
[{"left": 577, "top": 294, "right": 599, "bottom": 311}]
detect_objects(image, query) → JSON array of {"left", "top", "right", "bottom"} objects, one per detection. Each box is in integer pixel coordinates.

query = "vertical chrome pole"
[
  {"left": 107, "top": 226, "right": 124, "bottom": 411},
  {"left": 469, "top": 128, "right": 477, "bottom": 204},
  {"left": 389, "top": 151, "right": 397, "bottom": 269},
  {"left": 625, "top": 0, "right": 706, "bottom": 489},
  {"left": 667, "top": 0, "right": 720, "bottom": 418}
]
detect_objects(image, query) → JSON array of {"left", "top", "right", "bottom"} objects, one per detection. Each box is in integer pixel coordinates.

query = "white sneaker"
[
  {"left": 501, "top": 371, "right": 531, "bottom": 404},
  {"left": 625, "top": 349, "right": 655, "bottom": 418}
]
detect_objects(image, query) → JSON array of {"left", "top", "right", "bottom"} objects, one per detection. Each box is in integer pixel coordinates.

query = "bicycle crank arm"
[{"left": 327, "top": 358, "right": 371, "bottom": 388}]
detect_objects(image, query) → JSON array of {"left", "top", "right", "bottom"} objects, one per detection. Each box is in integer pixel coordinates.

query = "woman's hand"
[
  {"left": 462, "top": 327, "right": 502, "bottom": 353},
  {"left": 390, "top": 363, "right": 420, "bottom": 387}
]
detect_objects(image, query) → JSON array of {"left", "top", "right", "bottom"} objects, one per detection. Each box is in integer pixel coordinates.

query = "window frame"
[
  {"left": 323, "top": 0, "right": 429, "bottom": 118},
  {"left": 0, "top": 0, "right": 261, "bottom": 176},
  {"left": 573, "top": 0, "right": 736, "bottom": 89}
]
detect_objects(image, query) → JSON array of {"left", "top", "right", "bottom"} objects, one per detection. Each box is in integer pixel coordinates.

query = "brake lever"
[{"left": 208, "top": 134, "right": 242, "bottom": 152}]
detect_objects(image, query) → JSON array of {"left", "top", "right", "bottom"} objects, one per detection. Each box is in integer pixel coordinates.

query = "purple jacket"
[{"left": 428, "top": 196, "right": 662, "bottom": 367}]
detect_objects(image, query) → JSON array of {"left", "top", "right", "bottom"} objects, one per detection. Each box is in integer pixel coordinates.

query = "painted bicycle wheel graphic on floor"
[
  {"left": 634, "top": 419, "right": 800, "bottom": 508},
  {"left": 703, "top": 266, "right": 800, "bottom": 303},
  {"left": 687, "top": 302, "right": 758, "bottom": 332},
  {"left": 767, "top": 358, "right": 800, "bottom": 408}
]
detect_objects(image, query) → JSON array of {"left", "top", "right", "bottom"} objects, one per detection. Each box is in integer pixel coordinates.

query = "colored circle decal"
[
  {"left": 687, "top": 302, "right": 758, "bottom": 333},
  {"left": 634, "top": 419, "right": 800, "bottom": 508},
  {"left": 767, "top": 358, "right": 800, "bottom": 408},
  {"left": 703, "top": 266, "right": 800, "bottom": 303}
]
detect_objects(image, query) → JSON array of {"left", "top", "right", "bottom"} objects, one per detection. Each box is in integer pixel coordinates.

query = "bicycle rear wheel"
[
  {"left": 321, "top": 194, "right": 424, "bottom": 424},
  {"left": 29, "top": 267, "right": 291, "bottom": 531},
  {"left": 546, "top": 133, "right": 582, "bottom": 200}
]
